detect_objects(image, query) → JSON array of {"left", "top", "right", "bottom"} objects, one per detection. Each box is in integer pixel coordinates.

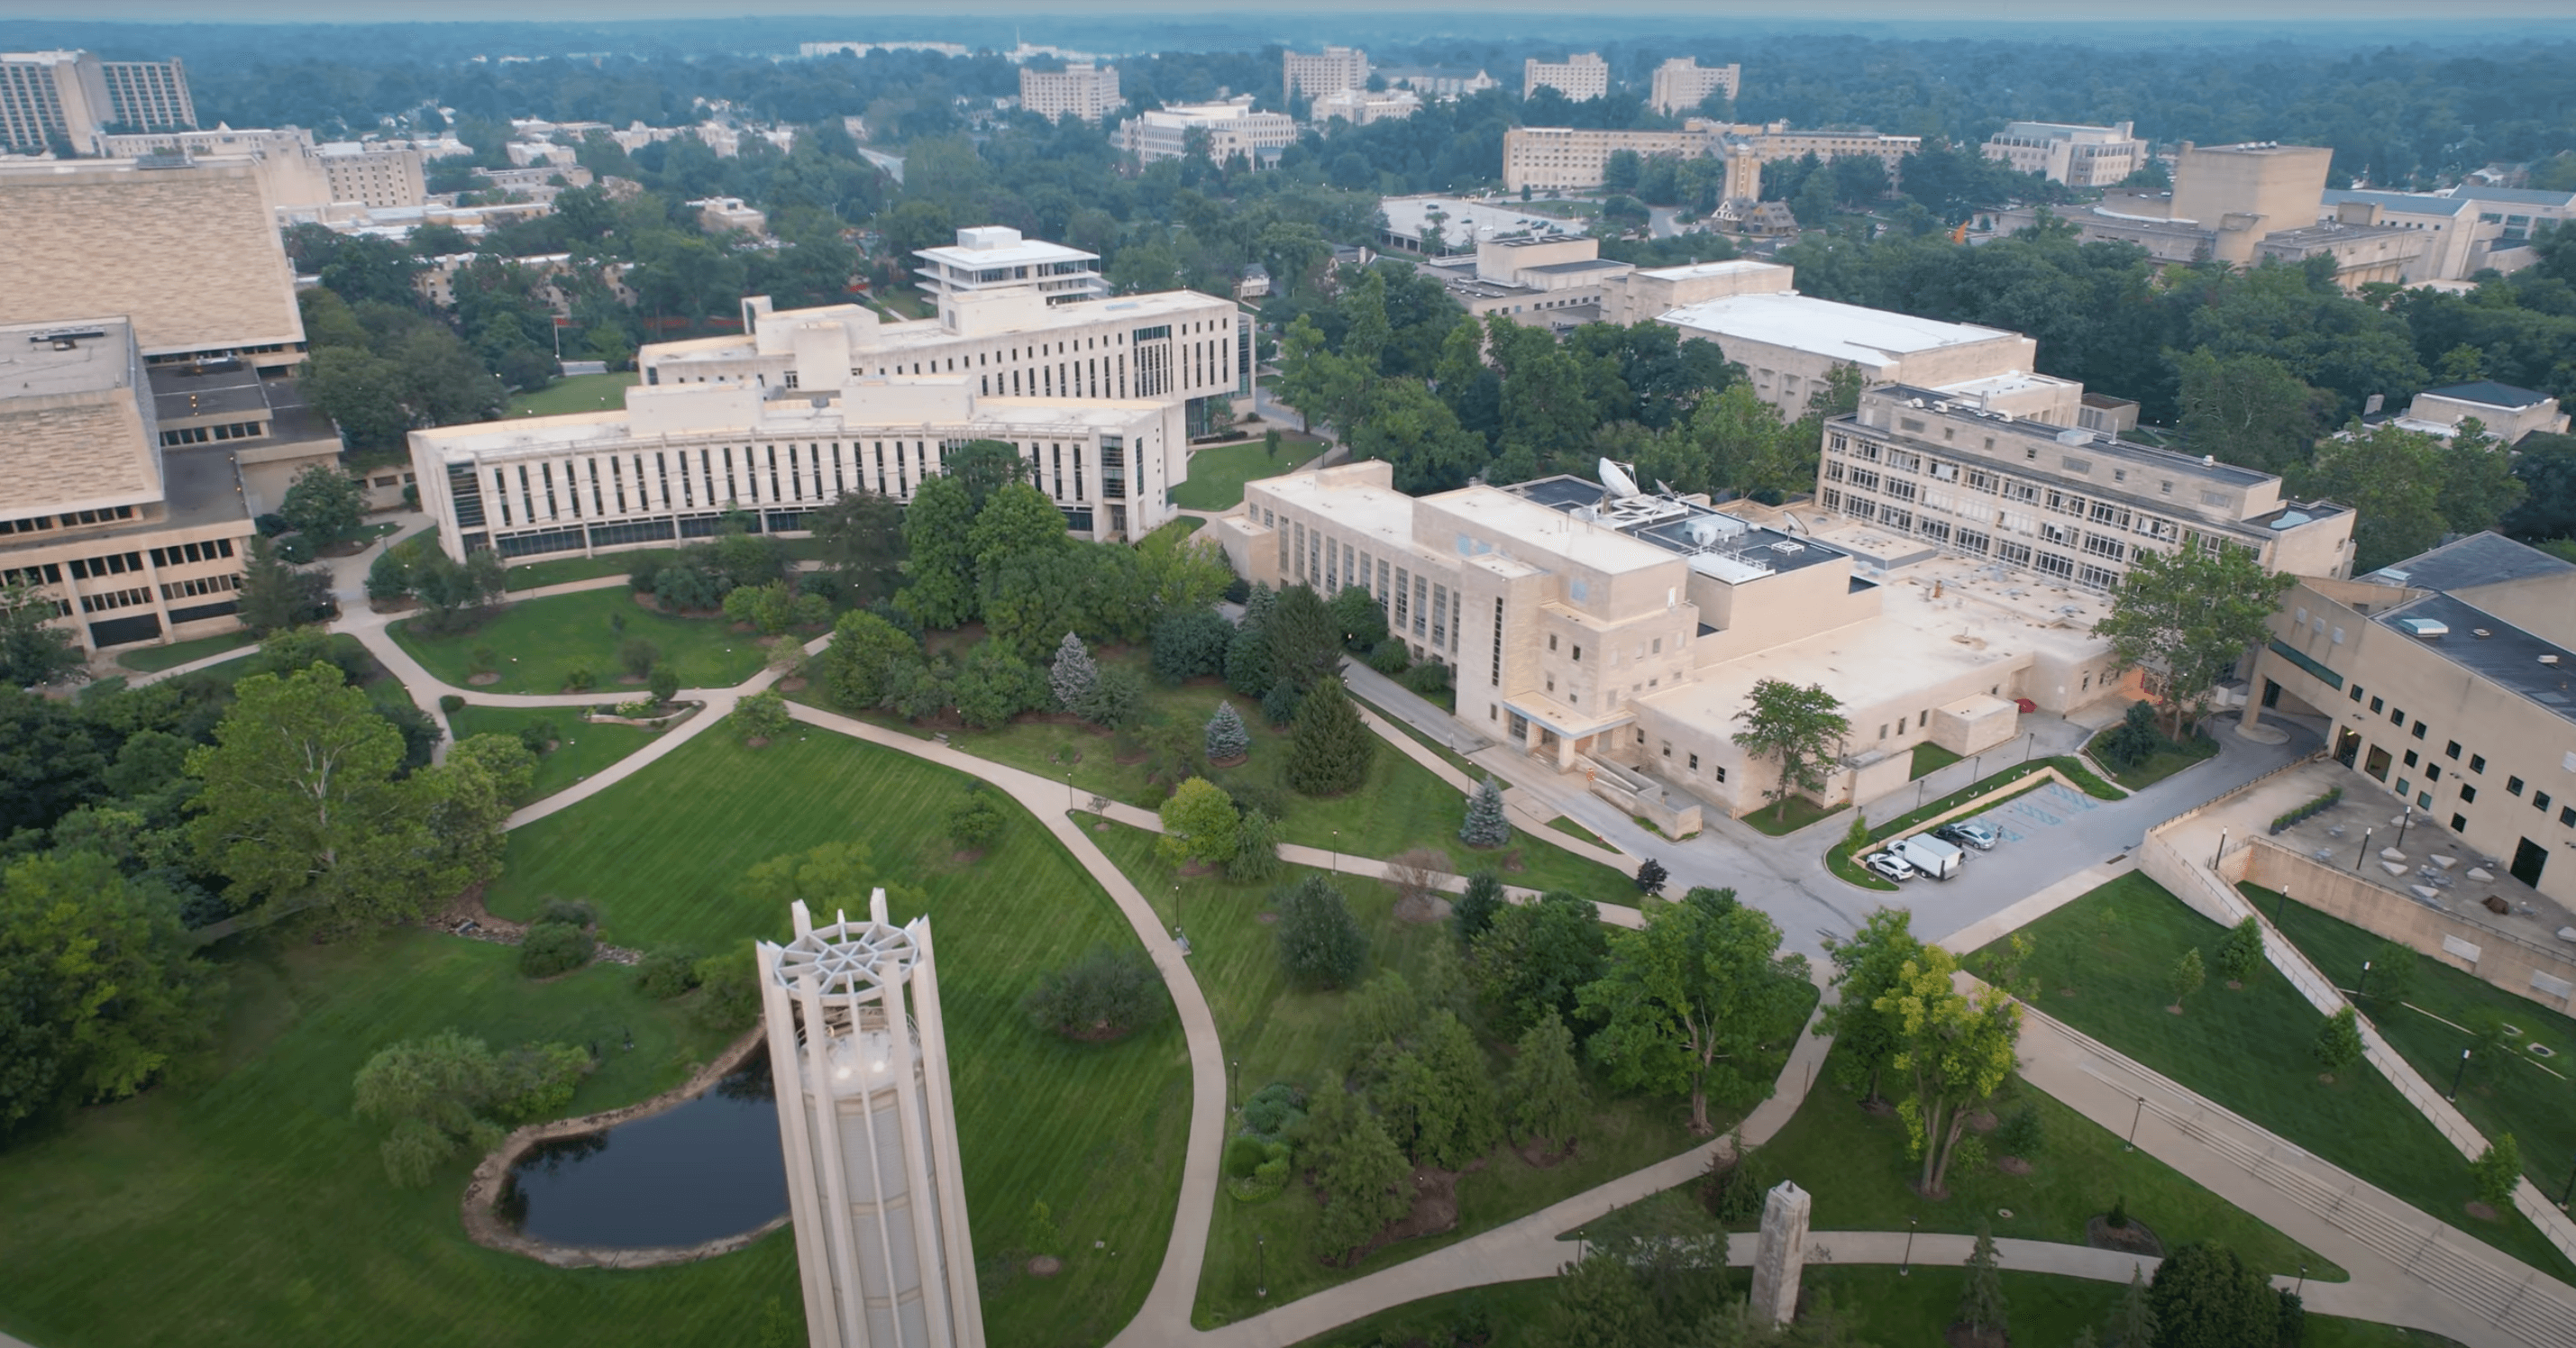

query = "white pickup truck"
[{"left": 1894, "top": 832, "right": 1965, "bottom": 880}]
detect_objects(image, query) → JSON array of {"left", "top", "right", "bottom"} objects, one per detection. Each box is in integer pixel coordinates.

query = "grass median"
[{"left": 390, "top": 587, "right": 773, "bottom": 695}]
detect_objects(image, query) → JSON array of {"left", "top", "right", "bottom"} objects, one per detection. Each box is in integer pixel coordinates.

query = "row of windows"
[
  {"left": 160, "top": 421, "right": 264, "bottom": 446},
  {"left": 160, "top": 573, "right": 241, "bottom": 602},
  {"left": 78, "top": 586, "right": 154, "bottom": 615},
  {"left": 149, "top": 538, "right": 237, "bottom": 569},
  {"left": 1635, "top": 728, "right": 1731, "bottom": 783},
  {"left": 0, "top": 505, "right": 136, "bottom": 536},
  {"left": 1831, "top": 433, "right": 2213, "bottom": 537},
  {"left": 1277, "top": 511, "right": 1457, "bottom": 653},
  {"left": 69, "top": 551, "right": 145, "bottom": 581}
]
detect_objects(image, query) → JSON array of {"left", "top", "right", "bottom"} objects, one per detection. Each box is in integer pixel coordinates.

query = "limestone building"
[
  {"left": 2316, "top": 187, "right": 2573, "bottom": 281},
  {"left": 0, "top": 318, "right": 262, "bottom": 654},
  {"left": 2369, "top": 381, "right": 2570, "bottom": 445},
  {"left": 1311, "top": 87, "right": 1420, "bottom": 127},
  {"left": 1019, "top": 63, "right": 1120, "bottom": 123},
  {"left": 1283, "top": 46, "right": 1370, "bottom": 102},
  {"left": 758, "top": 893, "right": 984, "bottom": 1348},
  {"left": 0, "top": 159, "right": 306, "bottom": 372},
  {"left": 913, "top": 226, "right": 1106, "bottom": 308},
  {"left": 1213, "top": 458, "right": 2166, "bottom": 819},
  {"left": 1658, "top": 272, "right": 2061, "bottom": 421},
  {"left": 1819, "top": 385, "right": 2354, "bottom": 593},
  {"left": 1649, "top": 58, "right": 1740, "bottom": 116},
  {"left": 1501, "top": 124, "right": 1761, "bottom": 196},
  {"left": 1112, "top": 97, "right": 1297, "bottom": 168},
  {"left": 1979, "top": 120, "right": 2146, "bottom": 187},
  {"left": 1524, "top": 53, "right": 1610, "bottom": 101},
  {"left": 2248, "top": 534, "right": 2576, "bottom": 906},
  {"left": 0, "top": 50, "right": 194, "bottom": 153}
]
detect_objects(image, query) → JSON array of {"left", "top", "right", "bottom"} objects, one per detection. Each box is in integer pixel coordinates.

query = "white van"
[{"left": 1894, "top": 833, "right": 1965, "bottom": 881}]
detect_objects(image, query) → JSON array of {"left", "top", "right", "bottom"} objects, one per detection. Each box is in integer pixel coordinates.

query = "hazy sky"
[{"left": 18, "top": 0, "right": 2576, "bottom": 21}]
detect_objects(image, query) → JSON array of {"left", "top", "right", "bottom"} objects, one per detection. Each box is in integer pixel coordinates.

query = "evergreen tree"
[
  {"left": 1275, "top": 873, "right": 1368, "bottom": 989},
  {"left": 1958, "top": 1221, "right": 2009, "bottom": 1342},
  {"left": 1205, "top": 701, "right": 1250, "bottom": 762},
  {"left": 1259, "top": 678, "right": 1301, "bottom": 727},
  {"left": 1227, "top": 808, "right": 1283, "bottom": 884},
  {"left": 1048, "top": 632, "right": 1097, "bottom": 712},
  {"left": 895, "top": 473, "right": 977, "bottom": 629},
  {"left": 1286, "top": 675, "right": 1375, "bottom": 796},
  {"left": 1225, "top": 583, "right": 1278, "bottom": 697},
  {"left": 2110, "top": 1267, "right": 2159, "bottom": 1348},
  {"left": 2147, "top": 1243, "right": 2276, "bottom": 1348},
  {"left": 1309, "top": 1087, "right": 1413, "bottom": 1260},
  {"left": 2216, "top": 916, "right": 2265, "bottom": 986},
  {"left": 1506, "top": 1008, "right": 1589, "bottom": 1151},
  {"left": 1418, "top": 1008, "right": 1503, "bottom": 1166},
  {"left": 1459, "top": 775, "right": 1512, "bottom": 848},
  {"left": 1549, "top": 1256, "right": 1658, "bottom": 1348},
  {"left": 1267, "top": 584, "right": 1346, "bottom": 689},
  {"left": 1453, "top": 870, "right": 1506, "bottom": 945}
]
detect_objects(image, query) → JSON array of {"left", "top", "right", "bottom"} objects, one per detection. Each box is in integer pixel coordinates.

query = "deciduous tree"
[
  {"left": 1820, "top": 906, "right": 1922, "bottom": 1104},
  {"left": 0, "top": 580, "right": 84, "bottom": 689},
  {"left": 1731, "top": 679, "right": 1850, "bottom": 823},
  {"left": 279, "top": 463, "right": 367, "bottom": 547},
  {"left": 1874, "top": 944, "right": 2021, "bottom": 1196},
  {"left": 2094, "top": 543, "right": 2292, "bottom": 739},
  {"left": 896, "top": 473, "right": 977, "bottom": 628},
  {"left": 0, "top": 852, "right": 217, "bottom": 1131},
  {"left": 1158, "top": 777, "right": 1240, "bottom": 867},
  {"left": 1578, "top": 888, "right": 1809, "bottom": 1134},
  {"left": 1475, "top": 890, "right": 1611, "bottom": 1034}
]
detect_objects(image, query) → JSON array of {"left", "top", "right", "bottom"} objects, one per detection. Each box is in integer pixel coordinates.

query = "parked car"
[
  {"left": 1895, "top": 833, "right": 1966, "bottom": 880},
  {"left": 1860, "top": 850, "right": 1917, "bottom": 882},
  {"left": 1935, "top": 820, "right": 2000, "bottom": 851}
]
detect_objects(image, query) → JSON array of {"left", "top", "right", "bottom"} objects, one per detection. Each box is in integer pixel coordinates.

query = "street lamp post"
[
  {"left": 2212, "top": 828, "right": 2228, "bottom": 870},
  {"left": 2124, "top": 1096, "right": 2146, "bottom": 1152},
  {"left": 2397, "top": 804, "right": 2413, "bottom": 850},
  {"left": 1229, "top": 1058, "right": 1238, "bottom": 1113},
  {"left": 2355, "top": 826, "right": 2372, "bottom": 870},
  {"left": 2277, "top": 887, "right": 2291, "bottom": 926},
  {"left": 2357, "top": 961, "right": 2372, "bottom": 1000},
  {"left": 1066, "top": 768, "right": 1074, "bottom": 813},
  {"left": 2296, "top": 1265, "right": 2308, "bottom": 1298},
  {"left": 2450, "top": 1048, "right": 2471, "bottom": 1101},
  {"left": 1900, "top": 1216, "right": 1917, "bottom": 1275},
  {"left": 1256, "top": 1234, "right": 1267, "bottom": 1298},
  {"left": 1331, "top": 828, "right": 1339, "bottom": 873}
]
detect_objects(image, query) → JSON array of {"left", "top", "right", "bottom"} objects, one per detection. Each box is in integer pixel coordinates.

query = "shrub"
[
  {"left": 654, "top": 562, "right": 725, "bottom": 613},
  {"left": 516, "top": 718, "right": 556, "bottom": 754},
  {"left": 1021, "top": 945, "right": 1171, "bottom": 1040},
  {"left": 730, "top": 688, "right": 791, "bottom": 743},
  {"left": 2271, "top": 787, "right": 2343, "bottom": 833},
  {"left": 562, "top": 663, "right": 597, "bottom": 692},
  {"left": 649, "top": 665, "right": 681, "bottom": 706},
  {"left": 1228, "top": 1141, "right": 1293, "bottom": 1203},
  {"left": 945, "top": 787, "right": 1006, "bottom": 852},
  {"left": 615, "top": 697, "right": 658, "bottom": 718},
  {"left": 469, "top": 645, "right": 499, "bottom": 676},
  {"left": 1275, "top": 873, "right": 1367, "bottom": 990},
  {"left": 1995, "top": 1103, "right": 2044, "bottom": 1161},
  {"left": 1241, "top": 1081, "right": 1307, "bottom": 1138},
  {"left": 1224, "top": 1133, "right": 1271, "bottom": 1180},
  {"left": 2096, "top": 698, "right": 2163, "bottom": 772},
  {"left": 517, "top": 921, "right": 595, "bottom": 978},
  {"left": 2106, "top": 1195, "right": 2129, "bottom": 1229},
  {"left": 1365, "top": 641, "right": 1411, "bottom": 675},
  {"left": 535, "top": 897, "right": 596, "bottom": 927},
  {"left": 635, "top": 949, "right": 701, "bottom": 999},
  {"left": 1075, "top": 665, "right": 1146, "bottom": 730},
  {"left": 1259, "top": 679, "right": 1301, "bottom": 727},
  {"left": 1400, "top": 659, "right": 1451, "bottom": 697},
  {"left": 438, "top": 694, "right": 465, "bottom": 714},
  {"left": 691, "top": 948, "right": 761, "bottom": 1031},
  {"left": 1702, "top": 1138, "right": 1785, "bottom": 1223},
  {"left": 618, "top": 638, "right": 660, "bottom": 679},
  {"left": 626, "top": 554, "right": 666, "bottom": 593}
]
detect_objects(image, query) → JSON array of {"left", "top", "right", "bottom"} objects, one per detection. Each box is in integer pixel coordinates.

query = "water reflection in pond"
[{"left": 501, "top": 1049, "right": 790, "bottom": 1249}]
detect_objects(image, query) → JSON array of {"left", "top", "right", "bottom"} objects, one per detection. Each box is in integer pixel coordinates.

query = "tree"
[
  {"left": 650, "top": 666, "right": 682, "bottom": 706},
  {"left": 730, "top": 689, "right": 791, "bottom": 743},
  {"left": 1957, "top": 1221, "right": 2009, "bottom": 1344},
  {"left": 1731, "top": 679, "right": 1850, "bottom": 823},
  {"left": 1579, "top": 888, "right": 1808, "bottom": 1134},
  {"left": 1228, "top": 807, "right": 1283, "bottom": 884},
  {"left": 1204, "top": 701, "right": 1250, "bottom": 762},
  {"left": 1459, "top": 775, "right": 1512, "bottom": 848},
  {"left": 2174, "top": 349, "right": 2328, "bottom": 475},
  {"left": 235, "top": 536, "right": 333, "bottom": 634},
  {"left": 950, "top": 640, "right": 1046, "bottom": 729},
  {"left": 0, "top": 580, "right": 83, "bottom": 689},
  {"left": 1875, "top": 944, "right": 2021, "bottom": 1195},
  {"left": 0, "top": 852, "right": 217, "bottom": 1131},
  {"left": 1410, "top": 1008, "right": 1503, "bottom": 1166},
  {"left": 1475, "top": 891, "right": 1611, "bottom": 1034},
  {"left": 187, "top": 662, "right": 447, "bottom": 928},
  {"left": 1021, "top": 945, "right": 1169, "bottom": 1040},
  {"left": 968, "top": 482, "right": 1071, "bottom": 603},
  {"left": 1327, "top": 585, "right": 1390, "bottom": 652},
  {"left": 2363, "top": 939, "right": 2418, "bottom": 1005},
  {"left": 2472, "top": 1133, "right": 2522, "bottom": 1209},
  {"left": 2291, "top": 425, "right": 2449, "bottom": 575},
  {"left": 1265, "top": 584, "right": 1346, "bottom": 690},
  {"left": 2168, "top": 948, "right": 2206, "bottom": 1010},
  {"left": 1820, "top": 907, "right": 1923, "bottom": 1104},
  {"left": 1151, "top": 610, "right": 1234, "bottom": 685},
  {"left": 1548, "top": 1255, "right": 1658, "bottom": 1348},
  {"left": 1286, "top": 675, "right": 1375, "bottom": 796},
  {"left": 351, "top": 1029, "right": 586, "bottom": 1187},
  {"left": 942, "top": 439, "right": 1028, "bottom": 510},
  {"left": 1074, "top": 665, "right": 1146, "bottom": 730},
  {"left": 1506, "top": 1008, "right": 1589, "bottom": 1153},
  {"left": 2110, "top": 1267, "right": 2159, "bottom": 1348},
  {"left": 1275, "top": 873, "right": 1368, "bottom": 990},
  {"left": 1158, "top": 777, "right": 1240, "bottom": 868},
  {"left": 896, "top": 473, "right": 977, "bottom": 628},
  {"left": 2095, "top": 543, "right": 2293, "bottom": 740},
  {"left": 1452, "top": 870, "right": 1506, "bottom": 945},
  {"left": 1136, "top": 528, "right": 1234, "bottom": 622},
  {"left": 2147, "top": 1243, "right": 2279, "bottom": 1348},
  {"left": 2096, "top": 697, "right": 2165, "bottom": 772},
  {"left": 918, "top": 770, "right": 997, "bottom": 848},
  {"left": 1307, "top": 1085, "right": 1413, "bottom": 1260},
  {"left": 809, "top": 491, "right": 907, "bottom": 606},
  {"left": 1633, "top": 858, "right": 1668, "bottom": 897},
  {"left": 2216, "top": 917, "right": 2265, "bottom": 986},
  {"left": 818, "top": 609, "right": 918, "bottom": 711},
  {"left": 279, "top": 464, "right": 366, "bottom": 547},
  {"left": 1048, "top": 631, "right": 1098, "bottom": 712}
]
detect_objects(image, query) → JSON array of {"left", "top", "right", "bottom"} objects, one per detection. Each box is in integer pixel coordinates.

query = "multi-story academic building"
[
  {"left": 1648, "top": 58, "right": 1740, "bottom": 116},
  {"left": 1112, "top": 96, "right": 1299, "bottom": 168},
  {"left": 911, "top": 226, "right": 1107, "bottom": 309},
  {"left": 1283, "top": 46, "right": 1370, "bottom": 102},
  {"left": 0, "top": 49, "right": 194, "bottom": 152},
  {"left": 1980, "top": 121, "right": 2147, "bottom": 187},
  {"left": 1018, "top": 63, "right": 1120, "bottom": 123},
  {"left": 1523, "top": 53, "right": 1609, "bottom": 101}
]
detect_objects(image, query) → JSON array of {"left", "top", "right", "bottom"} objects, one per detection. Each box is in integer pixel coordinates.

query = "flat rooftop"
[
  {"left": 0, "top": 319, "right": 135, "bottom": 399},
  {"left": 2367, "top": 532, "right": 2574, "bottom": 594},
  {"left": 1522, "top": 259, "right": 1629, "bottom": 276},
  {"left": 411, "top": 386, "right": 1165, "bottom": 460},
  {"left": 1506, "top": 475, "right": 1849, "bottom": 578},
  {"left": 1636, "top": 260, "right": 1786, "bottom": 283},
  {"left": 915, "top": 238, "right": 1098, "bottom": 269},
  {"left": 644, "top": 288, "right": 1231, "bottom": 365},
  {"left": 1376, "top": 196, "right": 1582, "bottom": 241},
  {"left": 1660, "top": 293, "right": 2021, "bottom": 366},
  {"left": 1868, "top": 384, "right": 2279, "bottom": 489}
]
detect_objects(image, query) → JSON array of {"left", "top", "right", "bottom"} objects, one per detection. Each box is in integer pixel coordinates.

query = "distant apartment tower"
[
  {"left": 912, "top": 225, "right": 1107, "bottom": 309},
  {"left": 1649, "top": 58, "right": 1740, "bottom": 116},
  {"left": 0, "top": 50, "right": 196, "bottom": 152},
  {"left": 1524, "top": 52, "right": 1609, "bottom": 102},
  {"left": 1284, "top": 46, "right": 1370, "bottom": 102},
  {"left": 758, "top": 893, "right": 985, "bottom": 1348},
  {"left": 1019, "top": 62, "right": 1120, "bottom": 123},
  {"left": 1113, "top": 96, "right": 1298, "bottom": 169},
  {"left": 1501, "top": 125, "right": 1759, "bottom": 196},
  {"left": 1981, "top": 121, "right": 2146, "bottom": 187}
]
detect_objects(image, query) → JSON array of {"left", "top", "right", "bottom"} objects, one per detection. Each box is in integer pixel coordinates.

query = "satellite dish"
[
  {"left": 1656, "top": 478, "right": 1679, "bottom": 497},
  {"left": 1597, "top": 458, "right": 1642, "bottom": 499}
]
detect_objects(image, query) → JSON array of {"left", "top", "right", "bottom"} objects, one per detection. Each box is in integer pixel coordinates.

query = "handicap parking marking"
[{"left": 1976, "top": 782, "right": 2101, "bottom": 844}]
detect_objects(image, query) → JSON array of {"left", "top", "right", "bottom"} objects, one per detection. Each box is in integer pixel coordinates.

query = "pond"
[{"left": 500, "top": 1048, "right": 790, "bottom": 1250}]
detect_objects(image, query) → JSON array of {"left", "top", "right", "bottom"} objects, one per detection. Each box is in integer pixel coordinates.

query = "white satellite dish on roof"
[{"left": 1598, "top": 458, "right": 1642, "bottom": 499}]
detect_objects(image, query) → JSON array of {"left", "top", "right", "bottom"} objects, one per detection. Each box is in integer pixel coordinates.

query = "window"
[
  {"left": 2509, "top": 776, "right": 2526, "bottom": 796},
  {"left": 1548, "top": 633, "right": 1558, "bottom": 651},
  {"left": 2471, "top": 755, "right": 2486, "bottom": 773},
  {"left": 2454, "top": 814, "right": 2471, "bottom": 833},
  {"left": 1688, "top": 752, "right": 1699, "bottom": 771},
  {"left": 2446, "top": 741, "right": 2461, "bottom": 760},
  {"left": 2390, "top": 709, "right": 2405, "bottom": 727},
  {"left": 2462, "top": 784, "right": 2478, "bottom": 804},
  {"left": 2348, "top": 685, "right": 2363, "bottom": 703},
  {"left": 2370, "top": 696, "right": 2385, "bottom": 714},
  {"left": 2539, "top": 791, "right": 2554, "bottom": 813},
  {"left": 2404, "top": 749, "right": 2419, "bottom": 768},
  {"left": 2034, "top": 551, "right": 2075, "bottom": 578},
  {"left": 1571, "top": 645, "right": 1582, "bottom": 662},
  {"left": 2412, "top": 723, "right": 2427, "bottom": 740},
  {"left": 1715, "top": 766, "right": 1728, "bottom": 782},
  {"left": 2562, "top": 806, "right": 2576, "bottom": 827}
]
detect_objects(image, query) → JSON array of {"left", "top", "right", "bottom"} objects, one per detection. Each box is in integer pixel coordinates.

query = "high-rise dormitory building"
[{"left": 0, "top": 50, "right": 193, "bottom": 153}]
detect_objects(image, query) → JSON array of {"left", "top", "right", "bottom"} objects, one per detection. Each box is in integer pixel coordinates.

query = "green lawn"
[
  {"left": 2251, "top": 883, "right": 2576, "bottom": 1198},
  {"left": 480, "top": 731, "right": 1191, "bottom": 1348},
  {"left": 1284, "top": 1271, "right": 2453, "bottom": 1347},
  {"left": 1547, "top": 815, "right": 1608, "bottom": 848},
  {"left": 1084, "top": 819, "right": 1800, "bottom": 1329},
  {"left": 390, "top": 587, "right": 775, "bottom": 695},
  {"left": 1910, "top": 742, "right": 1963, "bottom": 779},
  {"left": 1740, "top": 795, "right": 1848, "bottom": 838},
  {"left": 506, "top": 371, "right": 638, "bottom": 419},
  {"left": 505, "top": 538, "right": 826, "bottom": 591},
  {"left": 1759, "top": 1043, "right": 2337, "bottom": 1277},
  {"left": 2090, "top": 726, "right": 2223, "bottom": 790},
  {"left": 1170, "top": 435, "right": 1324, "bottom": 511},
  {"left": 929, "top": 656, "right": 1636, "bottom": 905},
  {"left": 0, "top": 932, "right": 793, "bottom": 1348},
  {"left": 445, "top": 703, "right": 663, "bottom": 800},
  {"left": 1979, "top": 873, "right": 2574, "bottom": 1277},
  {"left": 117, "top": 628, "right": 260, "bottom": 672}
]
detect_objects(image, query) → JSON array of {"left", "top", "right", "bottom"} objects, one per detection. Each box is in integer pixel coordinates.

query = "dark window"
[
  {"left": 2404, "top": 749, "right": 2419, "bottom": 768},
  {"left": 2390, "top": 708, "right": 2405, "bottom": 726},
  {"left": 2462, "top": 785, "right": 2478, "bottom": 804},
  {"left": 2562, "top": 806, "right": 2576, "bottom": 827},
  {"left": 2412, "top": 722, "right": 2428, "bottom": 740},
  {"left": 2509, "top": 776, "right": 2526, "bottom": 796},
  {"left": 2349, "top": 684, "right": 2364, "bottom": 702},
  {"left": 2370, "top": 696, "right": 2385, "bottom": 713},
  {"left": 2471, "top": 755, "right": 2487, "bottom": 773},
  {"left": 2453, "top": 814, "right": 2470, "bottom": 833},
  {"left": 2539, "top": 791, "right": 2554, "bottom": 813},
  {"left": 2445, "top": 742, "right": 2462, "bottom": 760},
  {"left": 2427, "top": 763, "right": 2441, "bottom": 781}
]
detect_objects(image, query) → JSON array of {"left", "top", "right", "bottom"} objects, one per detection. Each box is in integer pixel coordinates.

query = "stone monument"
[
  {"left": 759, "top": 891, "right": 985, "bottom": 1348},
  {"left": 1748, "top": 1179, "right": 1812, "bottom": 1325}
]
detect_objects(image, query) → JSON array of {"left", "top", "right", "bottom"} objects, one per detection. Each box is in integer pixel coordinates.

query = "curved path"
[{"left": 293, "top": 538, "right": 2553, "bottom": 1348}]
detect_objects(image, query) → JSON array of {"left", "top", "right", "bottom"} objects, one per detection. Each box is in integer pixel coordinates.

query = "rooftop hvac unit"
[
  {"left": 2394, "top": 617, "right": 2449, "bottom": 639},
  {"left": 1768, "top": 540, "right": 1805, "bottom": 554}
]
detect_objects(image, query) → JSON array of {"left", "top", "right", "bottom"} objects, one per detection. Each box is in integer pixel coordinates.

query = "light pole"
[
  {"left": 2023, "top": 731, "right": 2035, "bottom": 764},
  {"left": 1331, "top": 828, "right": 1340, "bottom": 873},
  {"left": 2212, "top": 828, "right": 2228, "bottom": 870},
  {"left": 2560, "top": 1155, "right": 2576, "bottom": 1210},
  {"left": 1066, "top": 768, "right": 1075, "bottom": 813},
  {"left": 2355, "top": 826, "right": 2372, "bottom": 870},
  {"left": 2450, "top": 1047, "right": 2471, "bottom": 1101},
  {"left": 2397, "top": 803, "right": 2413, "bottom": 851},
  {"left": 2357, "top": 960, "right": 2372, "bottom": 1000},
  {"left": 1256, "top": 1234, "right": 1267, "bottom": 1298},
  {"left": 2124, "top": 1095, "right": 2146, "bottom": 1152},
  {"left": 2277, "top": 887, "right": 2291, "bottom": 926},
  {"left": 1899, "top": 1215, "right": 1916, "bottom": 1275},
  {"left": 1229, "top": 1058, "right": 1239, "bottom": 1113},
  {"left": 2296, "top": 1264, "right": 2308, "bottom": 1298}
]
